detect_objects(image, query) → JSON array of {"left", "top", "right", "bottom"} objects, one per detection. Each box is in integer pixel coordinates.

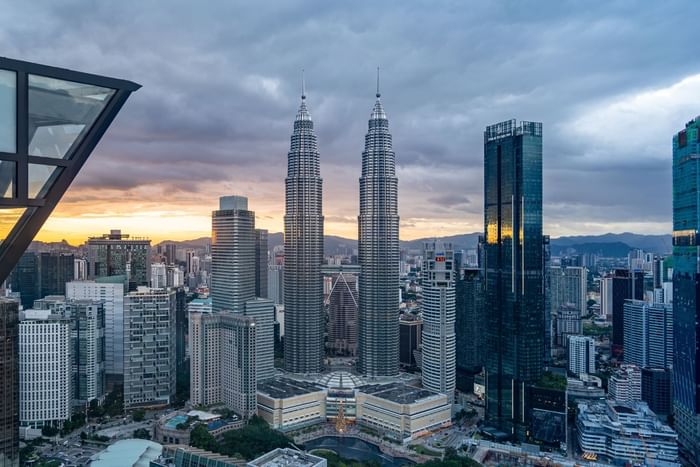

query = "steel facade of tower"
[
  {"left": 357, "top": 90, "right": 400, "bottom": 377},
  {"left": 672, "top": 116, "right": 700, "bottom": 461},
  {"left": 283, "top": 91, "right": 324, "bottom": 374},
  {"left": 483, "top": 119, "right": 544, "bottom": 440}
]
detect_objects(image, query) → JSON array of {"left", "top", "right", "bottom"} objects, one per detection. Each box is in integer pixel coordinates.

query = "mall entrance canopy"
[{"left": 0, "top": 57, "right": 140, "bottom": 282}]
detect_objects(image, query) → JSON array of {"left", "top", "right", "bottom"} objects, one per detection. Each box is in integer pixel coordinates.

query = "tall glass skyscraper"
[
  {"left": 483, "top": 119, "right": 544, "bottom": 440},
  {"left": 283, "top": 87, "right": 324, "bottom": 374},
  {"left": 672, "top": 116, "right": 700, "bottom": 461},
  {"left": 357, "top": 87, "right": 400, "bottom": 377}
]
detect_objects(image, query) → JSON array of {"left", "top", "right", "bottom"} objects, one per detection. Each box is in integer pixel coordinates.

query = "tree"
[
  {"left": 133, "top": 428, "right": 151, "bottom": 440},
  {"left": 190, "top": 424, "right": 217, "bottom": 452},
  {"left": 41, "top": 425, "right": 59, "bottom": 437},
  {"left": 132, "top": 409, "right": 146, "bottom": 422}
]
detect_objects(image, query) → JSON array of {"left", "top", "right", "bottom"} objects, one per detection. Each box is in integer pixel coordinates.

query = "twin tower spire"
[{"left": 283, "top": 70, "right": 400, "bottom": 376}]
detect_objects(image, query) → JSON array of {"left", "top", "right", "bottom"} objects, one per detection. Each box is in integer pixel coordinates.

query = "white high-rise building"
[
  {"left": 567, "top": 335, "right": 596, "bottom": 376},
  {"left": 550, "top": 265, "right": 587, "bottom": 317},
  {"left": 267, "top": 265, "right": 284, "bottom": 305},
  {"left": 123, "top": 287, "right": 175, "bottom": 408},
  {"left": 19, "top": 310, "right": 72, "bottom": 429},
  {"left": 421, "top": 241, "right": 456, "bottom": 404},
  {"left": 66, "top": 280, "right": 124, "bottom": 388},
  {"left": 623, "top": 300, "right": 673, "bottom": 370},
  {"left": 151, "top": 263, "right": 167, "bottom": 289},
  {"left": 189, "top": 311, "right": 257, "bottom": 418},
  {"left": 608, "top": 364, "right": 642, "bottom": 403}
]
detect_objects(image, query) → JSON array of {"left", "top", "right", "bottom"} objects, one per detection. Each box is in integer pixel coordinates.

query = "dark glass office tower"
[
  {"left": 255, "top": 229, "right": 268, "bottom": 299},
  {"left": 483, "top": 119, "right": 544, "bottom": 441},
  {"left": 0, "top": 298, "right": 18, "bottom": 467},
  {"left": 358, "top": 86, "right": 400, "bottom": 377},
  {"left": 8, "top": 252, "right": 37, "bottom": 309},
  {"left": 37, "top": 252, "right": 74, "bottom": 298},
  {"left": 455, "top": 267, "right": 483, "bottom": 391},
  {"left": 608, "top": 269, "right": 644, "bottom": 357},
  {"left": 283, "top": 87, "right": 324, "bottom": 374},
  {"left": 672, "top": 116, "right": 700, "bottom": 461}
]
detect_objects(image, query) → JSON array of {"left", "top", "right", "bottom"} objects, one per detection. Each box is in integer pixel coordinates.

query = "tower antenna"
[
  {"left": 302, "top": 69, "right": 306, "bottom": 100},
  {"left": 376, "top": 66, "right": 380, "bottom": 98}
]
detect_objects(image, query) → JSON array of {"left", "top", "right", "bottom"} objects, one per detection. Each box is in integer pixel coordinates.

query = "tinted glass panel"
[
  {"left": 28, "top": 163, "right": 62, "bottom": 198},
  {"left": 0, "top": 160, "right": 15, "bottom": 198},
  {"left": 0, "top": 70, "right": 16, "bottom": 153},
  {"left": 0, "top": 207, "right": 25, "bottom": 248},
  {"left": 28, "top": 75, "right": 114, "bottom": 159}
]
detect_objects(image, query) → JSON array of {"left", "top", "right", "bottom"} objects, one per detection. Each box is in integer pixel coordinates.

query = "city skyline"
[{"left": 2, "top": 1, "right": 696, "bottom": 243}]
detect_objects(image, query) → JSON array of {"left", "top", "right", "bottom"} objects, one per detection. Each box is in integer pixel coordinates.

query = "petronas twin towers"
[{"left": 284, "top": 77, "right": 399, "bottom": 376}]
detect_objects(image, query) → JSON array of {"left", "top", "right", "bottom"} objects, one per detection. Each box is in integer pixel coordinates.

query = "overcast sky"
[{"left": 4, "top": 0, "right": 697, "bottom": 243}]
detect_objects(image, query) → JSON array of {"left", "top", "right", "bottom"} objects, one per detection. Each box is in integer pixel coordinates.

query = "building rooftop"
[
  {"left": 90, "top": 438, "right": 162, "bottom": 467},
  {"left": 317, "top": 371, "right": 364, "bottom": 390},
  {"left": 257, "top": 377, "right": 324, "bottom": 399},
  {"left": 247, "top": 448, "right": 325, "bottom": 467},
  {"left": 359, "top": 382, "right": 441, "bottom": 404}
]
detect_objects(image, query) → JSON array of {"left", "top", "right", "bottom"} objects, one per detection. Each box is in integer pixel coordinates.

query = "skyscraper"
[
  {"left": 18, "top": 310, "right": 72, "bottom": 430},
  {"left": 567, "top": 335, "right": 596, "bottom": 376},
  {"left": 672, "top": 116, "right": 700, "bottom": 460},
  {"left": 623, "top": 300, "right": 673, "bottom": 370},
  {"left": 327, "top": 272, "right": 358, "bottom": 357},
  {"left": 66, "top": 279, "right": 125, "bottom": 389},
  {"left": 0, "top": 298, "right": 18, "bottom": 467},
  {"left": 123, "top": 288, "right": 176, "bottom": 409},
  {"left": 283, "top": 84, "right": 324, "bottom": 374},
  {"left": 86, "top": 230, "right": 151, "bottom": 290},
  {"left": 421, "top": 241, "right": 456, "bottom": 403},
  {"left": 358, "top": 80, "right": 400, "bottom": 377},
  {"left": 607, "top": 269, "right": 644, "bottom": 357},
  {"left": 483, "top": 119, "right": 544, "bottom": 440},
  {"left": 211, "top": 196, "right": 255, "bottom": 314},
  {"left": 255, "top": 229, "right": 268, "bottom": 299},
  {"left": 455, "top": 267, "right": 483, "bottom": 390},
  {"left": 549, "top": 265, "right": 587, "bottom": 317}
]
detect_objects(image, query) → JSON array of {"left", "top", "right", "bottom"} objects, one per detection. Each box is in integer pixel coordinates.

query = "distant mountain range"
[{"left": 155, "top": 231, "right": 672, "bottom": 256}]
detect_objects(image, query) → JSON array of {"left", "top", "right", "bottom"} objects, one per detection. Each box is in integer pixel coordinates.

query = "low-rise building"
[
  {"left": 154, "top": 410, "right": 244, "bottom": 446},
  {"left": 256, "top": 378, "right": 327, "bottom": 431},
  {"left": 247, "top": 448, "right": 326, "bottom": 467},
  {"left": 153, "top": 445, "right": 245, "bottom": 467},
  {"left": 576, "top": 400, "right": 678, "bottom": 464},
  {"left": 356, "top": 382, "right": 451, "bottom": 443}
]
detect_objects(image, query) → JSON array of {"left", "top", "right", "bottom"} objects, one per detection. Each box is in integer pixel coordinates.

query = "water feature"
[{"left": 304, "top": 436, "right": 415, "bottom": 466}]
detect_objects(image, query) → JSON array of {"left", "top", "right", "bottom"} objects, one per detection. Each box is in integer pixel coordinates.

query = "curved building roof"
[
  {"left": 317, "top": 371, "right": 364, "bottom": 389},
  {"left": 90, "top": 438, "right": 162, "bottom": 467}
]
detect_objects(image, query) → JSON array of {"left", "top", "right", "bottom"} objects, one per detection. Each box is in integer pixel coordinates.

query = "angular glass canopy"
[{"left": 0, "top": 57, "right": 140, "bottom": 282}]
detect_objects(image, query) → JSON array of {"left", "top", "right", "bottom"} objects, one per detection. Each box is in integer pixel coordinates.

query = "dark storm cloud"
[{"left": 4, "top": 0, "right": 698, "bottom": 234}]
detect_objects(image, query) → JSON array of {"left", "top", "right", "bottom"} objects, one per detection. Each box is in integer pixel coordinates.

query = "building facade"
[
  {"left": 123, "top": 288, "right": 175, "bottom": 408},
  {"left": 623, "top": 300, "right": 673, "bottom": 369},
  {"left": 255, "top": 229, "right": 268, "bottom": 299},
  {"left": 672, "top": 116, "right": 700, "bottom": 463},
  {"left": 609, "top": 364, "right": 642, "bottom": 403},
  {"left": 283, "top": 89, "right": 324, "bottom": 374},
  {"left": 357, "top": 89, "right": 400, "bottom": 377},
  {"left": 576, "top": 400, "right": 678, "bottom": 464},
  {"left": 66, "top": 279, "right": 125, "bottom": 388},
  {"left": 567, "top": 335, "right": 595, "bottom": 376},
  {"left": 211, "top": 196, "right": 255, "bottom": 314},
  {"left": 421, "top": 241, "right": 456, "bottom": 403},
  {"left": 550, "top": 265, "right": 587, "bottom": 317},
  {"left": 327, "top": 272, "right": 358, "bottom": 357},
  {"left": 455, "top": 267, "right": 483, "bottom": 380},
  {"left": 483, "top": 119, "right": 544, "bottom": 440},
  {"left": 0, "top": 298, "right": 19, "bottom": 467},
  {"left": 86, "top": 230, "right": 151, "bottom": 290},
  {"left": 606, "top": 269, "right": 644, "bottom": 357},
  {"left": 18, "top": 311, "right": 72, "bottom": 429},
  {"left": 399, "top": 315, "right": 421, "bottom": 368}
]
